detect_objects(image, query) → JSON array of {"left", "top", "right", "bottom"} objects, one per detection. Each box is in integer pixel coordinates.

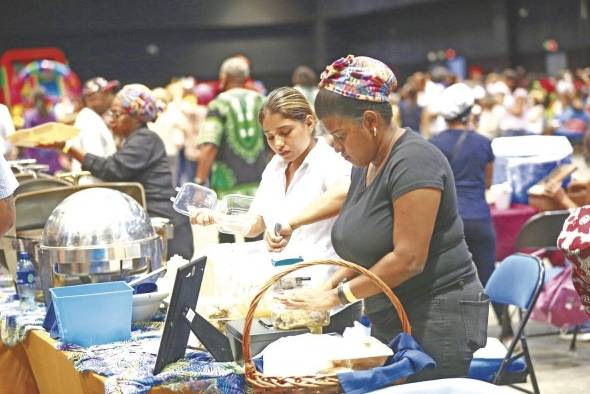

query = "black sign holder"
[{"left": 154, "top": 256, "right": 233, "bottom": 375}]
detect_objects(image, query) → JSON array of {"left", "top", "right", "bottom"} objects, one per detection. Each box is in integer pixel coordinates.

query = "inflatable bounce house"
[{"left": 0, "top": 47, "right": 81, "bottom": 126}]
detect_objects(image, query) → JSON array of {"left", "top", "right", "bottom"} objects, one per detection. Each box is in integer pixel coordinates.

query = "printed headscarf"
[
  {"left": 116, "top": 84, "right": 159, "bottom": 123},
  {"left": 318, "top": 55, "right": 397, "bottom": 102}
]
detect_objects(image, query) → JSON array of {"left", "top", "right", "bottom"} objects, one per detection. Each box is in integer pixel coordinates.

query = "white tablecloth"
[{"left": 369, "top": 378, "right": 516, "bottom": 393}]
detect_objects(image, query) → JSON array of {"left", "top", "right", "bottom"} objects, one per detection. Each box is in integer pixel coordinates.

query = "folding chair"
[
  {"left": 469, "top": 253, "right": 545, "bottom": 394},
  {"left": 515, "top": 209, "right": 587, "bottom": 350},
  {"left": 13, "top": 177, "right": 71, "bottom": 196},
  {"left": 515, "top": 210, "right": 570, "bottom": 253}
]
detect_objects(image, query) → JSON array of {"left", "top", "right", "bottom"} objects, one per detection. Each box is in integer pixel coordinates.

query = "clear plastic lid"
[
  {"left": 171, "top": 182, "right": 218, "bottom": 216},
  {"left": 214, "top": 194, "right": 257, "bottom": 235}
]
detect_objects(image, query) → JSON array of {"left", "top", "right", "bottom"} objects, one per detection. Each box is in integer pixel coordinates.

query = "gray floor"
[{"left": 487, "top": 317, "right": 590, "bottom": 394}]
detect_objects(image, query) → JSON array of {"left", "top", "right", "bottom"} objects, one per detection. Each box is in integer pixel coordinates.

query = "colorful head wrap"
[
  {"left": 83, "top": 77, "right": 120, "bottom": 96},
  {"left": 318, "top": 55, "right": 397, "bottom": 102},
  {"left": 116, "top": 84, "right": 159, "bottom": 123}
]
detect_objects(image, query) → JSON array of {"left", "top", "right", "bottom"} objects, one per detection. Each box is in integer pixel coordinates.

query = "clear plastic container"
[
  {"left": 214, "top": 194, "right": 256, "bottom": 235},
  {"left": 271, "top": 303, "right": 330, "bottom": 334},
  {"left": 171, "top": 182, "right": 217, "bottom": 216},
  {"left": 271, "top": 282, "right": 330, "bottom": 334}
]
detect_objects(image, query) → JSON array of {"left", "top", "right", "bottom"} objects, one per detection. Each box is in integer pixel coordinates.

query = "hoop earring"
[{"left": 373, "top": 127, "right": 377, "bottom": 137}]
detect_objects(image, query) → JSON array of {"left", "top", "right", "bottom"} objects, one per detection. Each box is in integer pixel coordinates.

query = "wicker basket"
[{"left": 242, "top": 259, "right": 412, "bottom": 393}]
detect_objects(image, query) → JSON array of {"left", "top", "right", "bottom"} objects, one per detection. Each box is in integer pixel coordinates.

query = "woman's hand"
[
  {"left": 544, "top": 181, "right": 579, "bottom": 209},
  {"left": 275, "top": 287, "right": 341, "bottom": 311},
  {"left": 264, "top": 222, "right": 293, "bottom": 252},
  {"left": 189, "top": 207, "right": 216, "bottom": 226},
  {"left": 318, "top": 280, "right": 335, "bottom": 292},
  {"left": 545, "top": 181, "right": 568, "bottom": 203}
]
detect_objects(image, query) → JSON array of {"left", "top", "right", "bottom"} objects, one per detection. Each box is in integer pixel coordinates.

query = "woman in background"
[
  {"left": 40, "top": 84, "right": 194, "bottom": 259},
  {"left": 430, "top": 83, "right": 513, "bottom": 342}
]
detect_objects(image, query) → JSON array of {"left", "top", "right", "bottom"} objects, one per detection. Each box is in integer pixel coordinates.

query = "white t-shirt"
[
  {"left": 72, "top": 108, "right": 116, "bottom": 172},
  {"left": 420, "top": 80, "right": 446, "bottom": 136},
  {"left": 250, "top": 138, "right": 351, "bottom": 281},
  {"left": 500, "top": 93, "right": 529, "bottom": 132},
  {"left": 0, "top": 105, "right": 15, "bottom": 157},
  {"left": 148, "top": 103, "right": 184, "bottom": 157},
  {"left": 0, "top": 154, "right": 18, "bottom": 199}
]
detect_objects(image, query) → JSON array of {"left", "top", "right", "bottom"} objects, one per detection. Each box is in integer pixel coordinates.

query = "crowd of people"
[
  {"left": 396, "top": 66, "right": 590, "bottom": 142},
  {"left": 4, "top": 59, "right": 590, "bottom": 186},
  {"left": 2, "top": 53, "right": 590, "bottom": 383}
]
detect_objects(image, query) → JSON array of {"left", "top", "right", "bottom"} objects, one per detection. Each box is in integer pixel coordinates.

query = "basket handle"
[{"left": 242, "top": 258, "right": 412, "bottom": 367}]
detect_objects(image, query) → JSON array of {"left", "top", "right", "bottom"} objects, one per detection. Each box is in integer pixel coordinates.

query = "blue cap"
[
  {"left": 360, "top": 314, "right": 372, "bottom": 328},
  {"left": 17, "top": 251, "right": 30, "bottom": 260}
]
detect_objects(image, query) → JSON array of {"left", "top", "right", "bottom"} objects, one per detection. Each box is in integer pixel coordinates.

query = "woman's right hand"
[
  {"left": 264, "top": 222, "right": 293, "bottom": 252},
  {"left": 189, "top": 207, "right": 216, "bottom": 226}
]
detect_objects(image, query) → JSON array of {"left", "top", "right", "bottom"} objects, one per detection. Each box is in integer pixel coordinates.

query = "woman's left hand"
[{"left": 275, "top": 287, "right": 341, "bottom": 311}]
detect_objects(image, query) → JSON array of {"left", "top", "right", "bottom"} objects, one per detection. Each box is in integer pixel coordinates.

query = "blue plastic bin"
[{"left": 50, "top": 281, "right": 133, "bottom": 347}]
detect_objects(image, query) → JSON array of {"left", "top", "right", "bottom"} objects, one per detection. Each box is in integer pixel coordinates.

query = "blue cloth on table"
[
  {"left": 103, "top": 352, "right": 244, "bottom": 394},
  {"left": 0, "top": 287, "right": 45, "bottom": 346},
  {"left": 338, "top": 333, "right": 436, "bottom": 394},
  {"left": 253, "top": 333, "right": 435, "bottom": 394},
  {"left": 2, "top": 286, "right": 244, "bottom": 393},
  {"left": 57, "top": 321, "right": 244, "bottom": 394}
]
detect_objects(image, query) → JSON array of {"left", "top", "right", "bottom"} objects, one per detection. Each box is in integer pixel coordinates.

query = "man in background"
[
  {"left": 195, "top": 55, "right": 266, "bottom": 243},
  {"left": 70, "top": 77, "right": 118, "bottom": 174},
  {"left": 292, "top": 65, "right": 318, "bottom": 107}
]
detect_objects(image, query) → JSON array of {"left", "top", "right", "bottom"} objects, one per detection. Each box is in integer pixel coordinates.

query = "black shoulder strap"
[{"left": 448, "top": 131, "right": 468, "bottom": 163}]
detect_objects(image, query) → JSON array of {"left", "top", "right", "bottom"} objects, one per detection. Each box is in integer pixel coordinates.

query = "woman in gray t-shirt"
[{"left": 277, "top": 56, "right": 489, "bottom": 382}]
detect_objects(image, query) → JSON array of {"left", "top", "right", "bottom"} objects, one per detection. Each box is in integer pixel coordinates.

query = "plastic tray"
[{"left": 7, "top": 122, "right": 79, "bottom": 148}]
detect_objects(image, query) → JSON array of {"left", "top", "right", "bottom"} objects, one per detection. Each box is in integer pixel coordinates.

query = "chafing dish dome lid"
[{"left": 40, "top": 188, "right": 158, "bottom": 250}]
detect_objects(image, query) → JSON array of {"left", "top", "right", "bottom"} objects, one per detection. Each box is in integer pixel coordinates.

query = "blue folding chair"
[{"left": 469, "top": 253, "right": 545, "bottom": 394}]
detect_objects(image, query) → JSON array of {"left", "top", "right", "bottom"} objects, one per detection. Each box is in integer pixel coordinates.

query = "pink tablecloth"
[{"left": 490, "top": 203, "right": 538, "bottom": 261}]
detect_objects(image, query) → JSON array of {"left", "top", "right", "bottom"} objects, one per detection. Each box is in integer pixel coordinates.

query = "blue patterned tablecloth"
[
  {"left": 0, "top": 286, "right": 45, "bottom": 346},
  {"left": 0, "top": 286, "right": 244, "bottom": 394}
]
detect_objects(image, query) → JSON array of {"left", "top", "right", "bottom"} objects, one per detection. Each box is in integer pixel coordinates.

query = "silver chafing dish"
[{"left": 38, "top": 188, "right": 162, "bottom": 301}]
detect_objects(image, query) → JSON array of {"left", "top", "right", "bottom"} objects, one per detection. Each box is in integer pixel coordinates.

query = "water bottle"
[{"left": 16, "top": 251, "right": 36, "bottom": 312}]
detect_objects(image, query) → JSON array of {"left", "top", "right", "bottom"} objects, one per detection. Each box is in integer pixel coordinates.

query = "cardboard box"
[{"left": 528, "top": 164, "right": 579, "bottom": 211}]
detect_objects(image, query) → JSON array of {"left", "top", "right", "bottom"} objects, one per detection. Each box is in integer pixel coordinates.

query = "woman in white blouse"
[{"left": 192, "top": 87, "right": 350, "bottom": 258}]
